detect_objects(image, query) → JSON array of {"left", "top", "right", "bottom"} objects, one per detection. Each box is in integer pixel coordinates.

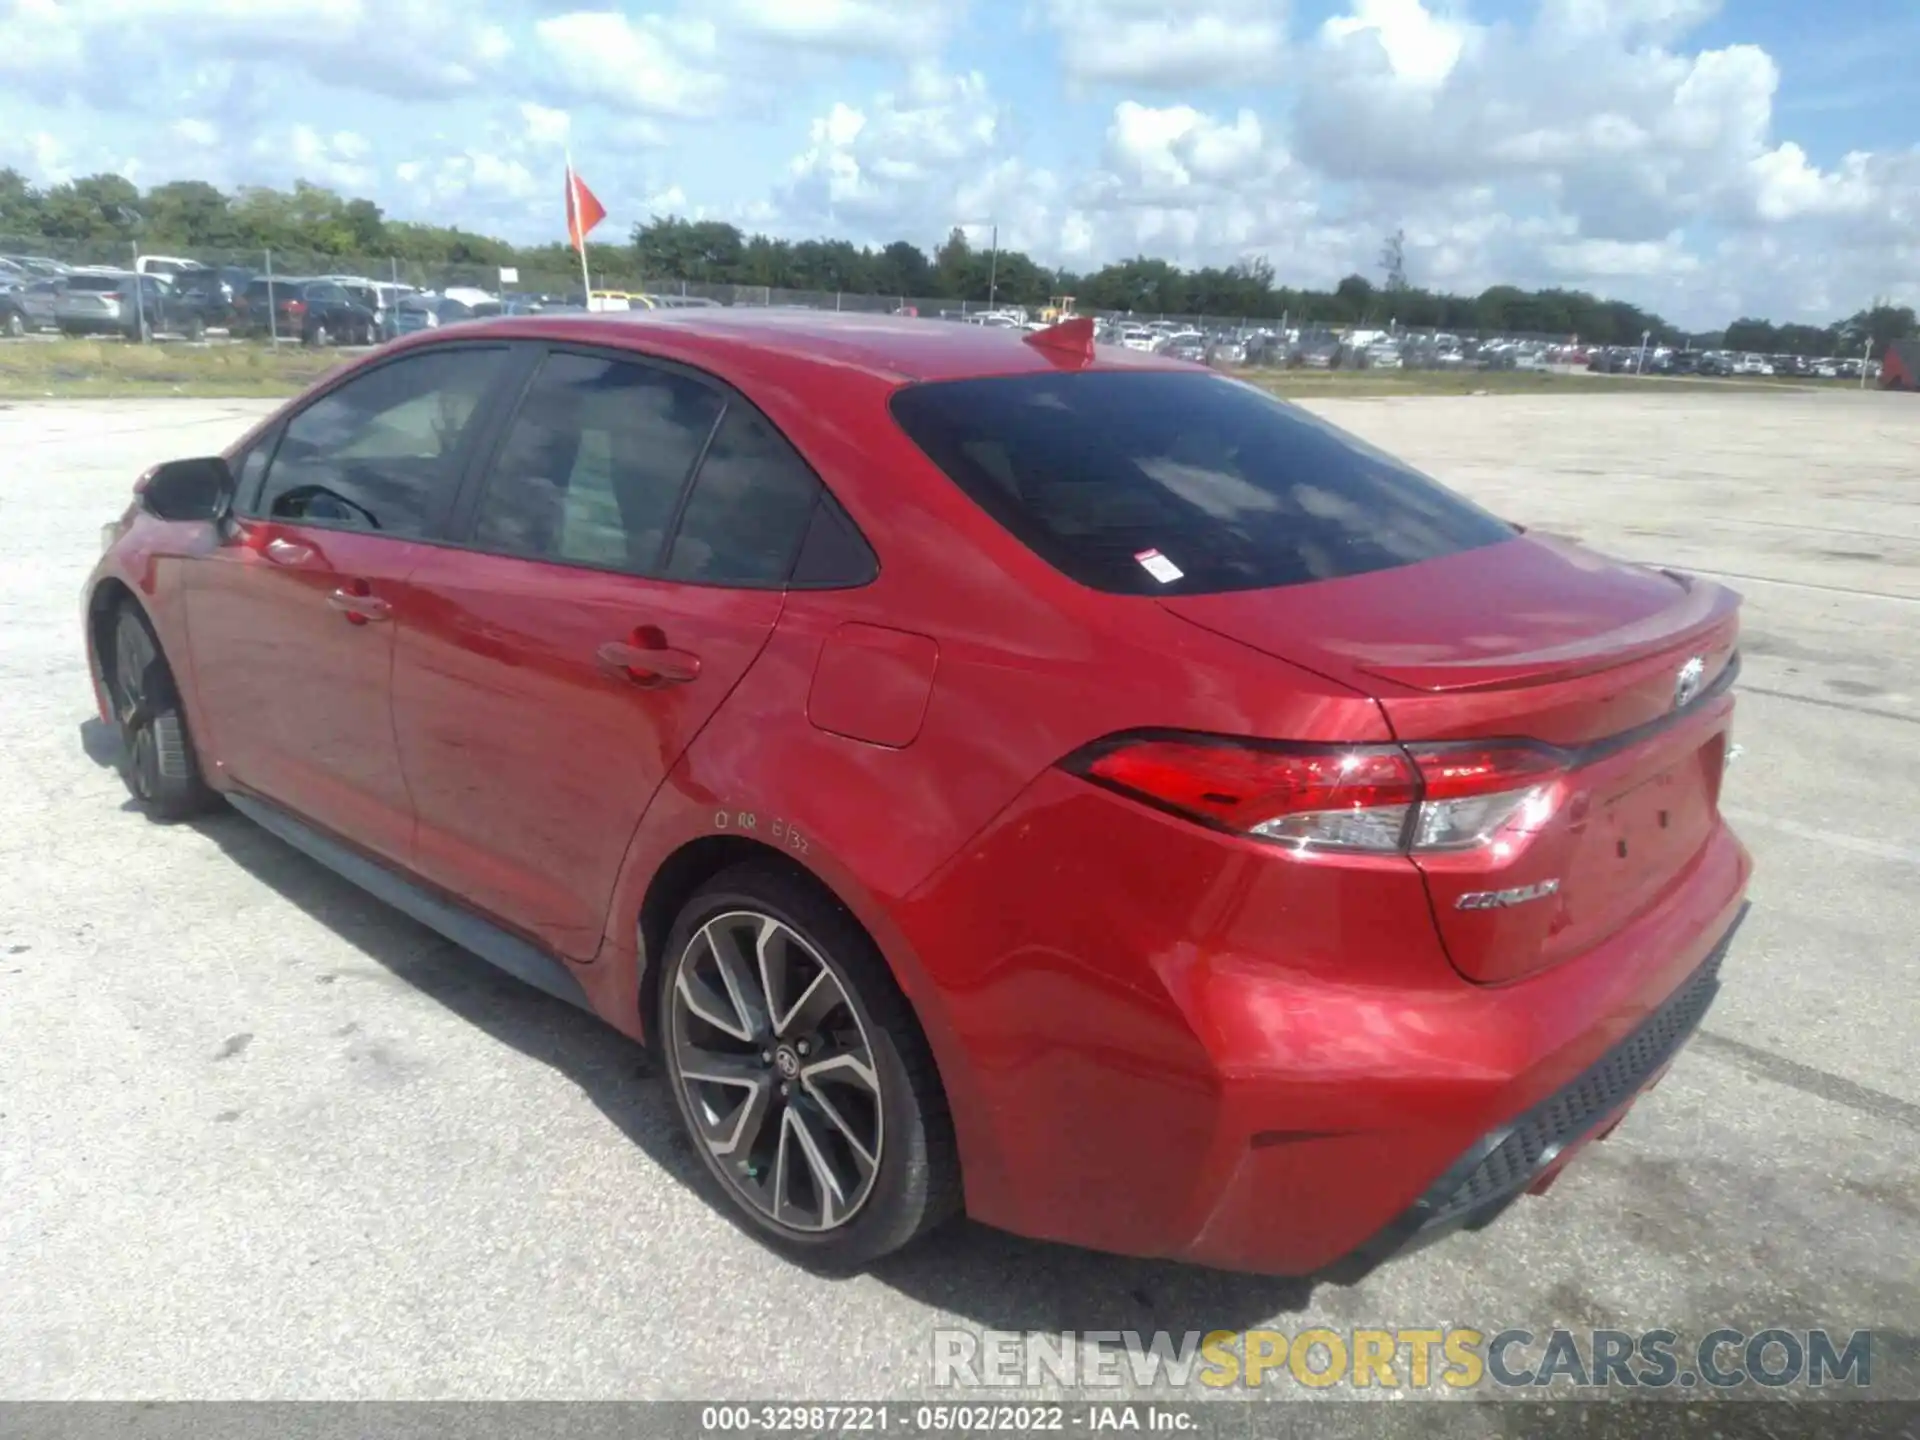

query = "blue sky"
[{"left": 1, "top": 0, "right": 1915, "bottom": 327}]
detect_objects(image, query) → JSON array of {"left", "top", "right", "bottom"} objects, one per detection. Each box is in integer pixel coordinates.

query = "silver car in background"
[{"left": 54, "top": 270, "right": 168, "bottom": 340}]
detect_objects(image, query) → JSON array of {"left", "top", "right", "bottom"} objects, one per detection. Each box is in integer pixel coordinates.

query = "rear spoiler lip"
[{"left": 1349, "top": 572, "right": 1742, "bottom": 694}]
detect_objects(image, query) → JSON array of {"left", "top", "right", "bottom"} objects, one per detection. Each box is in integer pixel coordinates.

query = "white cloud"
[
  {"left": 0, "top": 0, "right": 512, "bottom": 101},
  {"left": 1321, "top": 0, "right": 1465, "bottom": 86},
  {"left": 719, "top": 0, "right": 958, "bottom": 55},
  {"left": 519, "top": 102, "right": 572, "bottom": 147},
  {"left": 277, "top": 125, "right": 376, "bottom": 191},
  {"left": 170, "top": 117, "right": 220, "bottom": 148},
  {"left": 535, "top": 11, "right": 725, "bottom": 117},
  {"left": 781, "top": 65, "right": 1004, "bottom": 228},
  {"left": 1292, "top": 0, "right": 1904, "bottom": 264},
  {"left": 1040, "top": 0, "right": 1288, "bottom": 88}
]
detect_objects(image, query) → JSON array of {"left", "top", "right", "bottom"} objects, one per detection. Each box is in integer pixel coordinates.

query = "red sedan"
[{"left": 83, "top": 311, "right": 1751, "bottom": 1275}]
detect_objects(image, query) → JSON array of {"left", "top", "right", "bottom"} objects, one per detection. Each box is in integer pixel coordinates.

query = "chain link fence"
[{"left": 5, "top": 236, "right": 1622, "bottom": 368}]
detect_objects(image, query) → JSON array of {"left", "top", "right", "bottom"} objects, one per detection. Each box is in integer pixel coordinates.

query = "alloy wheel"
[{"left": 667, "top": 910, "right": 884, "bottom": 1233}]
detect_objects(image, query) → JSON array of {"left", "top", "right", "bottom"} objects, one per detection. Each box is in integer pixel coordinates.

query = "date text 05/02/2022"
[{"left": 699, "top": 1404, "right": 1194, "bottom": 1433}]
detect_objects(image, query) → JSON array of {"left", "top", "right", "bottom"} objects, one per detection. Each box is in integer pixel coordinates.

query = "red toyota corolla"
[{"left": 83, "top": 311, "right": 1750, "bottom": 1276}]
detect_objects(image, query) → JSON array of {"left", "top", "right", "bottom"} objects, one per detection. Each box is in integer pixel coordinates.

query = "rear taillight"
[
  {"left": 281, "top": 299, "right": 306, "bottom": 315},
  {"left": 1065, "top": 734, "right": 1564, "bottom": 855},
  {"left": 103, "top": 291, "right": 124, "bottom": 301}
]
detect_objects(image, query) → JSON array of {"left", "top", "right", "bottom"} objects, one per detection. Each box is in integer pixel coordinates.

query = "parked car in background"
[
  {"left": 0, "top": 282, "right": 28, "bottom": 338},
  {"left": 135, "top": 255, "right": 206, "bottom": 282},
  {"left": 1, "top": 254, "right": 69, "bottom": 278},
  {"left": 55, "top": 270, "right": 188, "bottom": 341},
  {"left": 234, "top": 277, "right": 378, "bottom": 346},
  {"left": 393, "top": 294, "right": 500, "bottom": 335},
  {"left": 12, "top": 276, "right": 64, "bottom": 333},
  {"left": 312, "top": 277, "right": 418, "bottom": 339},
  {"left": 233, "top": 277, "right": 298, "bottom": 339},
  {"left": 163, "top": 267, "right": 235, "bottom": 333}
]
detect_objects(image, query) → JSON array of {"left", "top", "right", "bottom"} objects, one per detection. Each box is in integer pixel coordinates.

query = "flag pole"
[{"left": 568, "top": 149, "right": 594, "bottom": 309}]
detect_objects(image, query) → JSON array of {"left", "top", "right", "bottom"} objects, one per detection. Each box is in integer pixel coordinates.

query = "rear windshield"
[
  {"left": 888, "top": 370, "right": 1516, "bottom": 595},
  {"left": 66, "top": 275, "right": 126, "bottom": 292}
]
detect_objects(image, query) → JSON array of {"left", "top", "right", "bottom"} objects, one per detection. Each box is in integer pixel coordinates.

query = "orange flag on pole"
[{"left": 565, "top": 158, "right": 607, "bottom": 252}]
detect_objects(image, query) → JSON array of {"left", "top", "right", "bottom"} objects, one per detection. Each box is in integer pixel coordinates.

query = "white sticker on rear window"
[{"left": 1134, "top": 548, "right": 1184, "bottom": 583}]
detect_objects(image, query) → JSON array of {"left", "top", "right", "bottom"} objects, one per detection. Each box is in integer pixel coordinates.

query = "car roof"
[{"left": 442, "top": 308, "right": 1195, "bottom": 384}]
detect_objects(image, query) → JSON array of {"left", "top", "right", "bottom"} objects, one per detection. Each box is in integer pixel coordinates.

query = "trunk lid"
[{"left": 1161, "top": 533, "right": 1741, "bottom": 982}]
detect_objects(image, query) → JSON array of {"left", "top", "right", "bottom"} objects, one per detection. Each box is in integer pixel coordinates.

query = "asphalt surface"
[{"left": 1, "top": 391, "right": 1916, "bottom": 1407}]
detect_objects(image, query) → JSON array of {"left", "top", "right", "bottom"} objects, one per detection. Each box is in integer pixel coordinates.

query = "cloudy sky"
[{"left": 1, "top": 0, "right": 1915, "bottom": 326}]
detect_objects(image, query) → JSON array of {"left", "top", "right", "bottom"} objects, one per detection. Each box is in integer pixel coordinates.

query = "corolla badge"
[
  {"left": 1456, "top": 879, "right": 1561, "bottom": 911},
  {"left": 1674, "top": 656, "right": 1706, "bottom": 710}
]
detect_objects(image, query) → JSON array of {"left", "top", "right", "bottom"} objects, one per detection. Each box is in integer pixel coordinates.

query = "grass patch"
[{"left": 0, "top": 338, "right": 347, "bottom": 398}]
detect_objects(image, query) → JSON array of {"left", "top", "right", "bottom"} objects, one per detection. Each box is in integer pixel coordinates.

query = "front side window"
[
  {"left": 256, "top": 347, "right": 508, "bottom": 536},
  {"left": 469, "top": 351, "right": 724, "bottom": 573},
  {"left": 889, "top": 370, "right": 1516, "bottom": 595}
]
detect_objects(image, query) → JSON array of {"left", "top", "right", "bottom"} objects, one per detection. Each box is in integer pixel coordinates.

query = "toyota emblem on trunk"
[{"left": 1674, "top": 656, "right": 1706, "bottom": 710}]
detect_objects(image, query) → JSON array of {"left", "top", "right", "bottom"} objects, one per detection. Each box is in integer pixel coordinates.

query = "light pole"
[
  {"left": 987, "top": 223, "right": 998, "bottom": 313},
  {"left": 111, "top": 205, "right": 149, "bottom": 343}
]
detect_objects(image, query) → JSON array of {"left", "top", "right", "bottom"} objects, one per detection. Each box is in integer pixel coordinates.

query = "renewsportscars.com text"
[{"left": 931, "top": 1327, "right": 1874, "bottom": 1391}]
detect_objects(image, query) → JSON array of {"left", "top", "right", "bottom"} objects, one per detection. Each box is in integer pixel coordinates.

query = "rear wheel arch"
[
  {"left": 639, "top": 837, "right": 869, "bottom": 1041},
  {"left": 634, "top": 837, "right": 954, "bottom": 1089}
]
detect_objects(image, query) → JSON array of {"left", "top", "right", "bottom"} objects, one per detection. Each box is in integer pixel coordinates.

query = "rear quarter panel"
[{"left": 589, "top": 362, "right": 1408, "bottom": 1211}]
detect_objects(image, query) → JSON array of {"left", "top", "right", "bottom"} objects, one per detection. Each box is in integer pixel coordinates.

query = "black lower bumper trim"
[{"left": 1325, "top": 901, "right": 1748, "bottom": 1284}]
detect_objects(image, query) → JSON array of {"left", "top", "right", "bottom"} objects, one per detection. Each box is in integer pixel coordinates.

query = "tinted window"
[
  {"left": 305, "top": 283, "right": 348, "bottom": 304},
  {"left": 66, "top": 275, "right": 126, "bottom": 292},
  {"left": 889, "top": 371, "right": 1515, "bottom": 595},
  {"left": 470, "top": 352, "right": 723, "bottom": 573},
  {"left": 257, "top": 348, "right": 507, "bottom": 536},
  {"left": 664, "top": 404, "right": 821, "bottom": 585}
]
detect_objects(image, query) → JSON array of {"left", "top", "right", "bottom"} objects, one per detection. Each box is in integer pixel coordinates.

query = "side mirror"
[{"left": 138, "top": 456, "right": 235, "bottom": 523}]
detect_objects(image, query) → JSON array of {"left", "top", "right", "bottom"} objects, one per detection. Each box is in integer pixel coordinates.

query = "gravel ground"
[{"left": 1, "top": 390, "right": 1915, "bottom": 1410}]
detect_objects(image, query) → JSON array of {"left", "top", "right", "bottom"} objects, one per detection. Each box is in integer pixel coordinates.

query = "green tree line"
[{"left": 3, "top": 168, "right": 1912, "bottom": 354}]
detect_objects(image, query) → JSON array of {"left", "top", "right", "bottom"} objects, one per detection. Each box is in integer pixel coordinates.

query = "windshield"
[{"left": 888, "top": 370, "right": 1516, "bottom": 596}]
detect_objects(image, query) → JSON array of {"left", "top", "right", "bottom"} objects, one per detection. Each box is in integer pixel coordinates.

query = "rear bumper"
[
  {"left": 903, "top": 771, "right": 1753, "bottom": 1276},
  {"left": 1325, "top": 903, "right": 1743, "bottom": 1282}
]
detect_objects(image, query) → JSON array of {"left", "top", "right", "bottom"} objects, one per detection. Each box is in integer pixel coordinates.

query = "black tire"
[
  {"left": 133, "top": 315, "right": 153, "bottom": 344},
  {"left": 105, "top": 603, "right": 217, "bottom": 822},
  {"left": 658, "top": 861, "right": 960, "bottom": 1270},
  {"left": 3, "top": 311, "right": 23, "bottom": 338},
  {"left": 185, "top": 315, "right": 206, "bottom": 342},
  {"left": 307, "top": 321, "right": 331, "bottom": 348}
]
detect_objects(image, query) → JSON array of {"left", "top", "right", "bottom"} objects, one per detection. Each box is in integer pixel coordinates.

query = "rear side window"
[
  {"left": 888, "top": 371, "right": 1515, "bottom": 595},
  {"left": 469, "top": 351, "right": 724, "bottom": 573},
  {"left": 257, "top": 347, "right": 507, "bottom": 536},
  {"left": 664, "top": 404, "right": 820, "bottom": 586}
]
